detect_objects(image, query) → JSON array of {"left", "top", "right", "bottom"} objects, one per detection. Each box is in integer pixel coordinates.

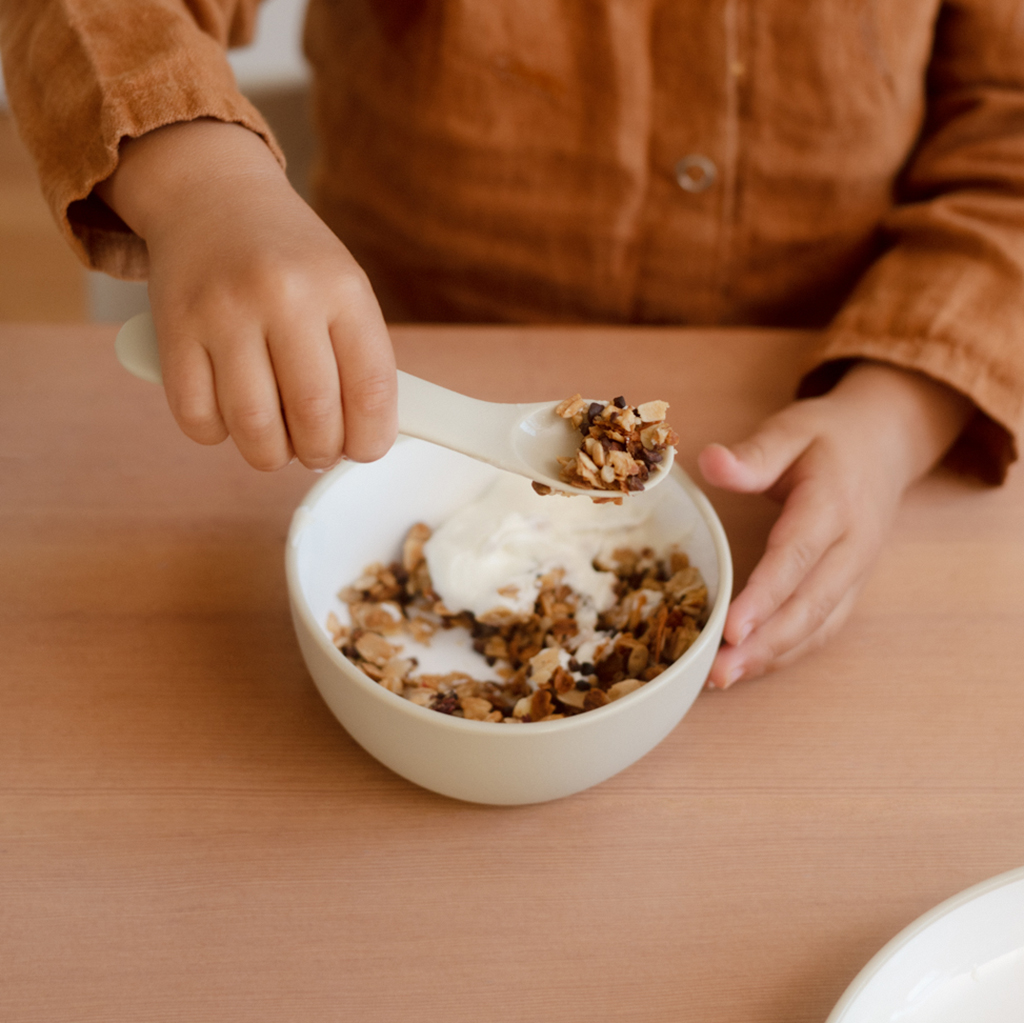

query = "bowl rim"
[{"left": 285, "top": 439, "right": 733, "bottom": 735}]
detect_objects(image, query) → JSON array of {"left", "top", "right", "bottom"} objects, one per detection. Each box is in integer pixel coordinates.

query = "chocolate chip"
[
  {"left": 613, "top": 395, "right": 627, "bottom": 408},
  {"left": 432, "top": 694, "right": 459, "bottom": 715}
]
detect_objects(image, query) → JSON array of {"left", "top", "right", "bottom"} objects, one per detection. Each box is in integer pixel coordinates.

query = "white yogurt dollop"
[{"left": 423, "top": 473, "right": 666, "bottom": 619}]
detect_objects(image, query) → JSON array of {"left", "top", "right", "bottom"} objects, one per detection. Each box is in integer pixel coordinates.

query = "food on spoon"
[
  {"left": 541, "top": 393, "right": 679, "bottom": 498},
  {"left": 326, "top": 476, "right": 708, "bottom": 723}
]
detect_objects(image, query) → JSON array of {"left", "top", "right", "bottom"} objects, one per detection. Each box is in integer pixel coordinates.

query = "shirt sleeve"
[
  {"left": 0, "top": 0, "right": 284, "bottom": 280},
  {"left": 798, "top": 0, "right": 1024, "bottom": 483}
]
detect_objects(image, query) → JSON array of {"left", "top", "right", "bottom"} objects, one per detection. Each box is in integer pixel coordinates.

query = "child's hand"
[
  {"left": 96, "top": 120, "right": 397, "bottom": 471},
  {"left": 698, "top": 361, "right": 972, "bottom": 686}
]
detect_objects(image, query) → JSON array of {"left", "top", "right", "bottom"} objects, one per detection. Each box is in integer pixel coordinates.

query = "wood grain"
[{"left": 2, "top": 324, "right": 1022, "bottom": 1023}]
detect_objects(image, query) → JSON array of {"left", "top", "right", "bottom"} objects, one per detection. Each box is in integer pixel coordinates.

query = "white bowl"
[{"left": 286, "top": 437, "right": 732, "bottom": 804}]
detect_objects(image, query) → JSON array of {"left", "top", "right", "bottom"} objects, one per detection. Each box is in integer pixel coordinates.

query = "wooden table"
[{"left": 3, "top": 323, "right": 1023, "bottom": 1022}]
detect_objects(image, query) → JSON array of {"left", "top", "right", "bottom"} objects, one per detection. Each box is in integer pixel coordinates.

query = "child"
[{"left": 2, "top": 1, "right": 1020, "bottom": 688}]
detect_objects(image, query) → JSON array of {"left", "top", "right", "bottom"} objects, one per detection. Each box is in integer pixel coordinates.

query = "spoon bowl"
[{"left": 114, "top": 311, "right": 675, "bottom": 496}]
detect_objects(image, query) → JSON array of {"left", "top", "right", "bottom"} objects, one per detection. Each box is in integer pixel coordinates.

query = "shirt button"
[{"left": 674, "top": 154, "right": 717, "bottom": 193}]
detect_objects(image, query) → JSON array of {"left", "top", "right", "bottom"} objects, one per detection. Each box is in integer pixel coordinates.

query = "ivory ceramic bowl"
[{"left": 286, "top": 437, "right": 732, "bottom": 805}]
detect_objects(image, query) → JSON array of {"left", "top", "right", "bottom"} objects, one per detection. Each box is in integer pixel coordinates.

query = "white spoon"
[{"left": 114, "top": 311, "right": 674, "bottom": 496}]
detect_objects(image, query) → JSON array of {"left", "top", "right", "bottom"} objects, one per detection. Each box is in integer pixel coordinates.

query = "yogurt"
[{"left": 423, "top": 473, "right": 668, "bottom": 620}]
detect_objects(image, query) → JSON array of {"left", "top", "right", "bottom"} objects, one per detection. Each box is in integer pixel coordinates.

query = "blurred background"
[{"left": 0, "top": 0, "right": 311, "bottom": 324}]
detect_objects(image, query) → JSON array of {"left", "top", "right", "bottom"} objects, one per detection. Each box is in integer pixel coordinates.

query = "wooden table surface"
[{"left": 3, "top": 323, "right": 1023, "bottom": 1023}]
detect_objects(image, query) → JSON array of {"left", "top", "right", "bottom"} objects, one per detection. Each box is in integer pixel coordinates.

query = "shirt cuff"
[
  {"left": 798, "top": 329, "right": 1019, "bottom": 485},
  {"left": 63, "top": 97, "right": 284, "bottom": 280}
]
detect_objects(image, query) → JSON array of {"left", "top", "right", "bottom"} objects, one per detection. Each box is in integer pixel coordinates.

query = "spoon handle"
[
  {"left": 396, "top": 371, "right": 521, "bottom": 468},
  {"left": 115, "top": 312, "right": 526, "bottom": 470},
  {"left": 114, "top": 311, "right": 164, "bottom": 385}
]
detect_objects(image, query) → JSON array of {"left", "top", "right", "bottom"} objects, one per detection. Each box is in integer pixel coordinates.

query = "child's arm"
[
  {"left": 95, "top": 118, "right": 398, "bottom": 471},
  {"left": 698, "top": 361, "right": 972, "bottom": 687}
]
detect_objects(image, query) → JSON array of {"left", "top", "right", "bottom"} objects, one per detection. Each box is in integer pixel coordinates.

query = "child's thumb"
[{"left": 697, "top": 419, "right": 812, "bottom": 494}]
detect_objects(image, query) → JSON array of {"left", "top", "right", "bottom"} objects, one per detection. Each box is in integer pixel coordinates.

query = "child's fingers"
[
  {"left": 711, "top": 533, "right": 870, "bottom": 686},
  {"left": 329, "top": 285, "right": 398, "bottom": 463},
  {"left": 268, "top": 320, "right": 343, "bottom": 470},
  {"left": 698, "top": 410, "right": 815, "bottom": 494},
  {"left": 722, "top": 470, "right": 843, "bottom": 645},
  {"left": 709, "top": 585, "right": 861, "bottom": 688},
  {"left": 767, "top": 584, "right": 863, "bottom": 672},
  {"left": 212, "top": 331, "right": 294, "bottom": 471},
  {"left": 160, "top": 338, "right": 228, "bottom": 446}
]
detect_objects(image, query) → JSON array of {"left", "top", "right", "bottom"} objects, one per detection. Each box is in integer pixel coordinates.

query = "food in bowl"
[
  {"left": 535, "top": 392, "right": 679, "bottom": 498},
  {"left": 287, "top": 437, "right": 731, "bottom": 804},
  {"left": 326, "top": 474, "right": 708, "bottom": 723}
]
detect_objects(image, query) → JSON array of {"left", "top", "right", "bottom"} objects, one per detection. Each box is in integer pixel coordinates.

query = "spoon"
[{"left": 114, "top": 311, "right": 674, "bottom": 496}]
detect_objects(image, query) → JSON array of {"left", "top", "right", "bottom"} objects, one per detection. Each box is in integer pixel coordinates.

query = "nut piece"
[
  {"left": 528, "top": 647, "right": 562, "bottom": 687},
  {"left": 556, "top": 687, "right": 588, "bottom": 709},
  {"left": 380, "top": 657, "right": 414, "bottom": 694},
  {"left": 460, "top": 695, "right": 495, "bottom": 720},
  {"left": 608, "top": 678, "right": 645, "bottom": 701},
  {"left": 512, "top": 695, "right": 533, "bottom": 720},
  {"left": 555, "top": 393, "right": 590, "bottom": 423},
  {"left": 402, "top": 522, "right": 432, "bottom": 572},
  {"left": 355, "top": 631, "right": 397, "bottom": 666},
  {"left": 636, "top": 400, "right": 669, "bottom": 423}
]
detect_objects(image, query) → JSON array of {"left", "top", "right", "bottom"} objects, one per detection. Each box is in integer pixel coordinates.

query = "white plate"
[{"left": 826, "top": 866, "right": 1024, "bottom": 1023}]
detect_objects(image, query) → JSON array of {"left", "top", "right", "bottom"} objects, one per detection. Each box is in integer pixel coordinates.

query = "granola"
[
  {"left": 541, "top": 393, "right": 679, "bottom": 498},
  {"left": 328, "top": 524, "right": 708, "bottom": 723}
]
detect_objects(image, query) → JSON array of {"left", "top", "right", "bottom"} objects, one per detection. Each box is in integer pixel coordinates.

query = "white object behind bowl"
[{"left": 287, "top": 437, "right": 731, "bottom": 804}]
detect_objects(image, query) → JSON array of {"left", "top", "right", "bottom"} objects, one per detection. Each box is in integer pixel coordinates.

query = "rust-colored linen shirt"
[{"left": 3, "top": 0, "right": 1024, "bottom": 480}]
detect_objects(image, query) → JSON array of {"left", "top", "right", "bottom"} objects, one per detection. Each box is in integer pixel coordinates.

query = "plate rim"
[{"left": 825, "top": 864, "right": 1024, "bottom": 1022}]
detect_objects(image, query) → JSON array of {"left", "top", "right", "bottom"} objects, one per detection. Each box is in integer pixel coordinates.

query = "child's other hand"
[
  {"left": 96, "top": 120, "right": 396, "bottom": 471},
  {"left": 698, "top": 361, "right": 972, "bottom": 686}
]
